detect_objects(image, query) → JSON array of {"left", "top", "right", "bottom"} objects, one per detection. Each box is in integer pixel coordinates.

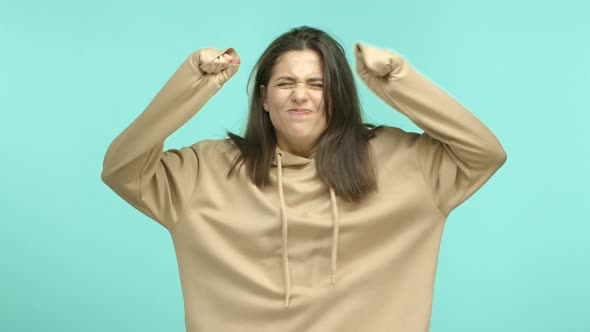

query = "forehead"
[{"left": 271, "top": 49, "right": 323, "bottom": 79}]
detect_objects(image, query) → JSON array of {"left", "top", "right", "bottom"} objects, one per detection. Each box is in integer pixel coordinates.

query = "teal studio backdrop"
[{"left": 1, "top": 0, "right": 588, "bottom": 331}]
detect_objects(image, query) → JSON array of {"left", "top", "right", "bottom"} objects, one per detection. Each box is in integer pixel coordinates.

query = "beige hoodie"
[{"left": 101, "top": 42, "right": 506, "bottom": 332}]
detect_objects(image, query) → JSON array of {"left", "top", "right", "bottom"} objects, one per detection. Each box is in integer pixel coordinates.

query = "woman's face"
[{"left": 260, "top": 49, "right": 328, "bottom": 157}]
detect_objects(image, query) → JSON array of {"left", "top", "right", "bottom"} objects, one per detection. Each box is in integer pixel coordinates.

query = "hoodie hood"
[
  {"left": 271, "top": 145, "right": 340, "bottom": 308},
  {"left": 271, "top": 145, "right": 317, "bottom": 167}
]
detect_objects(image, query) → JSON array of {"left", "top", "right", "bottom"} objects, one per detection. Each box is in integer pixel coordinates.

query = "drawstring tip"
[
  {"left": 284, "top": 296, "right": 290, "bottom": 308},
  {"left": 331, "top": 273, "right": 336, "bottom": 285}
]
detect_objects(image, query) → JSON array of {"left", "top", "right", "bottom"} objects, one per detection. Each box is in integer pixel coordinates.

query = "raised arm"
[
  {"left": 101, "top": 47, "right": 240, "bottom": 230},
  {"left": 354, "top": 42, "right": 506, "bottom": 215}
]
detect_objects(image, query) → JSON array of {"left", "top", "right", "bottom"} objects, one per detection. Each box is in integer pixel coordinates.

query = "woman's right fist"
[{"left": 192, "top": 47, "right": 240, "bottom": 87}]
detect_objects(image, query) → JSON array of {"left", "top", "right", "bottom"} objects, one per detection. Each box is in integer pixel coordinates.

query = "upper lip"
[{"left": 288, "top": 108, "right": 312, "bottom": 112}]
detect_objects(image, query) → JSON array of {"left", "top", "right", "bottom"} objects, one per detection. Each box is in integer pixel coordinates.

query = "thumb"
[{"left": 216, "top": 47, "right": 240, "bottom": 84}]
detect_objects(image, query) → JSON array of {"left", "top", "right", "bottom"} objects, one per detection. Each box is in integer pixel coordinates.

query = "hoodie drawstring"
[{"left": 277, "top": 152, "right": 340, "bottom": 308}]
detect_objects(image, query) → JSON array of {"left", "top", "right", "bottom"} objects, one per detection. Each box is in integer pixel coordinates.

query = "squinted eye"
[{"left": 277, "top": 83, "right": 323, "bottom": 88}]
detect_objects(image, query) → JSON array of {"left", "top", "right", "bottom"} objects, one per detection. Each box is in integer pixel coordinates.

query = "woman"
[{"left": 101, "top": 26, "right": 506, "bottom": 332}]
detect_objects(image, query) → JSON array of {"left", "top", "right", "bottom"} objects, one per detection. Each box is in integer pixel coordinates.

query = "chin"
[{"left": 289, "top": 130, "right": 317, "bottom": 140}]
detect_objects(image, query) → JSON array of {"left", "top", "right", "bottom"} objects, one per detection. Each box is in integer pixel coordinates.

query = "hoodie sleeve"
[
  {"left": 354, "top": 42, "right": 507, "bottom": 215},
  {"left": 101, "top": 48, "right": 234, "bottom": 230}
]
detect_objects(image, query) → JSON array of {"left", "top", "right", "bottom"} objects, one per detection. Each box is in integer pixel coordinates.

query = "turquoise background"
[{"left": 1, "top": 0, "right": 588, "bottom": 331}]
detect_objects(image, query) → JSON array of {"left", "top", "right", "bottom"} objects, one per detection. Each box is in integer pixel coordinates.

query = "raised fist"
[
  {"left": 192, "top": 47, "right": 241, "bottom": 87},
  {"left": 354, "top": 42, "right": 409, "bottom": 82}
]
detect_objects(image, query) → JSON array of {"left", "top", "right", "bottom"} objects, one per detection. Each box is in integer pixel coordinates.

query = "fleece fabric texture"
[{"left": 101, "top": 42, "right": 507, "bottom": 332}]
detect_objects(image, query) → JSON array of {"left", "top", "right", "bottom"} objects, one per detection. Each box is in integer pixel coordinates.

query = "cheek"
[
  {"left": 314, "top": 93, "right": 326, "bottom": 112},
  {"left": 268, "top": 91, "right": 289, "bottom": 106}
]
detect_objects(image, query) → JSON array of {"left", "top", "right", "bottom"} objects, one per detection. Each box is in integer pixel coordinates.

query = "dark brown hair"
[{"left": 225, "top": 25, "right": 383, "bottom": 203}]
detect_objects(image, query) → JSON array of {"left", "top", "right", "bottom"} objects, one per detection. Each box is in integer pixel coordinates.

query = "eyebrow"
[{"left": 275, "top": 76, "right": 323, "bottom": 82}]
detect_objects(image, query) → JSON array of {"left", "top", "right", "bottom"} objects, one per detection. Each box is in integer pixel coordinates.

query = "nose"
[{"left": 291, "top": 83, "right": 309, "bottom": 103}]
